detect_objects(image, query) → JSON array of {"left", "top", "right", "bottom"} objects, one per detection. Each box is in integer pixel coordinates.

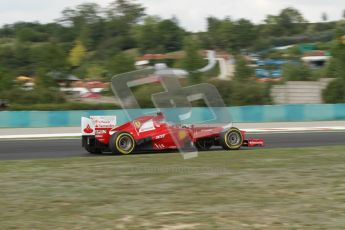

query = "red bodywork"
[{"left": 91, "top": 113, "right": 264, "bottom": 151}]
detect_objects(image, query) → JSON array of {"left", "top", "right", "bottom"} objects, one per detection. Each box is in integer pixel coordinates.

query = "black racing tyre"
[
  {"left": 109, "top": 132, "right": 136, "bottom": 155},
  {"left": 85, "top": 144, "right": 102, "bottom": 154},
  {"left": 84, "top": 137, "right": 102, "bottom": 154},
  {"left": 220, "top": 127, "right": 243, "bottom": 150},
  {"left": 195, "top": 138, "right": 213, "bottom": 151}
]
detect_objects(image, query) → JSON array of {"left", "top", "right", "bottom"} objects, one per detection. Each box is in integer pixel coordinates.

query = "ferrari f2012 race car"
[{"left": 81, "top": 112, "right": 264, "bottom": 155}]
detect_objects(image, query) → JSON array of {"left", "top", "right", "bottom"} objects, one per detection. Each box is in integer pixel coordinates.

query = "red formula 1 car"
[{"left": 81, "top": 112, "right": 264, "bottom": 155}]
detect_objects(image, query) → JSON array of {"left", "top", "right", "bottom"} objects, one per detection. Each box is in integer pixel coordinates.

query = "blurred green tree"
[
  {"left": 228, "top": 19, "right": 257, "bottom": 51},
  {"left": 323, "top": 78, "right": 345, "bottom": 103},
  {"left": 68, "top": 40, "right": 87, "bottom": 67},
  {"left": 234, "top": 55, "right": 254, "bottom": 82},
  {"left": 262, "top": 7, "right": 307, "bottom": 36},
  {"left": 133, "top": 16, "right": 161, "bottom": 53},
  {"left": 323, "top": 33, "right": 345, "bottom": 102},
  {"left": 85, "top": 65, "right": 107, "bottom": 80},
  {"left": 180, "top": 37, "right": 204, "bottom": 84},
  {"left": 282, "top": 63, "right": 313, "bottom": 81},
  {"left": 31, "top": 42, "right": 68, "bottom": 71},
  {"left": 133, "top": 16, "right": 184, "bottom": 53},
  {"left": 60, "top": 3, "right": 101, "bottom": 46},
  {"left": 107, "top": 52, "right": 135, "bottom": 77},
  {"left": 157, "top": 19, "right": 185, "bottom": 52},
  {"left": 0, "top": 68, "right": 14, "bottom": 91},
  {"left": 103, "top": 0, "right": 146, "bottom": 51}
]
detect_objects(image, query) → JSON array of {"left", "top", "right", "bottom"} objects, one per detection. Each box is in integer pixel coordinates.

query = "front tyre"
[
  {"left": 109, "top": 132, "right": 136, "bottom": 155},
  {"left": 220, "top": 127, "right": 243, "bottom": 150}
]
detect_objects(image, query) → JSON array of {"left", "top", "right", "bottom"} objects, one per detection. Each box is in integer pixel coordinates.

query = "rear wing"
[{"left": 81, "top": 116, "right": 117, "bottom": 135}]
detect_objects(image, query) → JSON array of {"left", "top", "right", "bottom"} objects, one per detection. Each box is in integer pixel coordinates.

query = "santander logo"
[{"left": 83, "top": 124, "right": 94, "bottom": 134}]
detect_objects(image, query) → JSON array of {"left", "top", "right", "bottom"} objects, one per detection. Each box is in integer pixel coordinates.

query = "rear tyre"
[
  {"left": 220, "top": 127, "right": 243, "bottom": 150},
  {"left": 85, "top": 144, "right": 102, "bottom": 154},
  {"left": 109, "top": 132, "right": 136, "bottom": 155},
  {"left": 83, "top": 137, "right": 102, "bottom": 154}
]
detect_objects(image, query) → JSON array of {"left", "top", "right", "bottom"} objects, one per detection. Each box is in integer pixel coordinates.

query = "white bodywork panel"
[{"left": 81, "top": 116, "right": 116, "bottom": 135}]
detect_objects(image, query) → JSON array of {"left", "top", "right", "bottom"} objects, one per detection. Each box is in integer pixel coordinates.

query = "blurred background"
[{"left": 0, "top": 0, "right": 344, "bottom": 112}]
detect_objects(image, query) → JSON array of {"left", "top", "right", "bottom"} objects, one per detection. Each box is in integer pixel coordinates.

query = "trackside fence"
[{"left": 0, "top": 104, "right": 344, "bottom": 128}]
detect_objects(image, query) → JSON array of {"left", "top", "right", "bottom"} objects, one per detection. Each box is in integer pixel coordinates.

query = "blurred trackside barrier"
[{"left": 0, "top": 103, "right": 344, "bottom": 128}]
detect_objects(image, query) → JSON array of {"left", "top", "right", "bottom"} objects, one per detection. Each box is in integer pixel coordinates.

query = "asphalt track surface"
[{"left": 0, "top": 131, "right": 344, "bottom": 160}]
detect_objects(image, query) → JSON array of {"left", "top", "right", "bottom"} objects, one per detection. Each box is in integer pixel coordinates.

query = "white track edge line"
[
  {"left": 0, "top": 133, "right": 81, "bottom": 139},
  {"left": 0, "top": 127, "right": 345, "bottom": 139}
]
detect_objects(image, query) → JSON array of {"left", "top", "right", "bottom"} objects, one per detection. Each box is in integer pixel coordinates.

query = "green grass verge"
[{"left": 1, "top": 146, "right": 345, "bottom": 229}]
